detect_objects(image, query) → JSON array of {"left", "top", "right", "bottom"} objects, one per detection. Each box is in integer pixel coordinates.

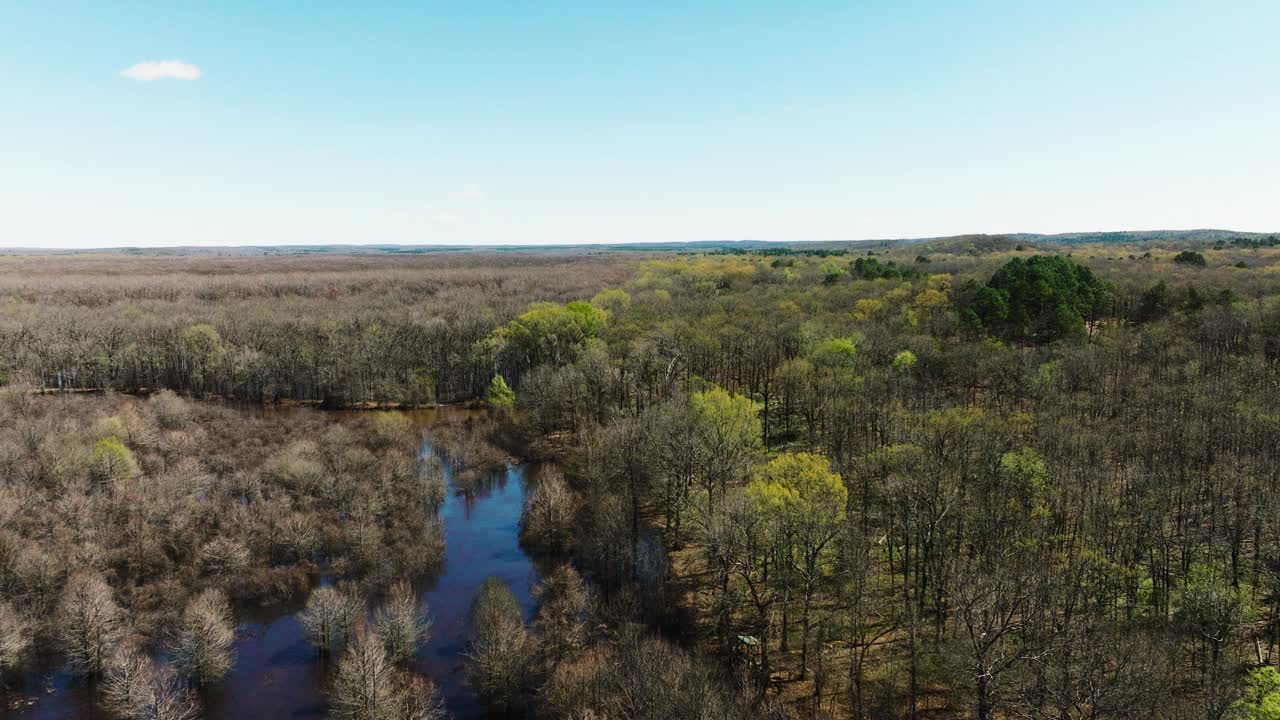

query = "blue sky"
[{"left": 1, "top": 1, "right": 1277, "bottom": 247}]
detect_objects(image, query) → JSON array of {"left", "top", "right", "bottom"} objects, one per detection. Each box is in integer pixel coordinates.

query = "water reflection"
[{"left": 4, "top": 407, "right": 542, "bottom": 720}]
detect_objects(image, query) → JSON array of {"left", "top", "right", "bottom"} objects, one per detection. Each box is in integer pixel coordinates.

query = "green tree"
[
  {"left": 486, "top": 375, "right": 516, "bottom": 409},
  {"left": 1178, "top": 562, "right": 1247, "bottom": 719},
  {"left": 690, "top": 387, "right": 763, "bottom": 515},
  {"left": 819, "top": 261, "right": 845, "bottom": 285},
  {"left": 892, "top": 350, "right": 918, "bottom": 372},
  {"left": 748, "top": 452, "right": 847, "bottom": 678},
  {"left": 1173, "top": 250, "right": 1207, "bottom": 267},
  {"left": 92, "top": 436, "right": 138, "bottom": 487},
  {"left": 966, "top": 255, "right": 1108, "bottom": 342},
  {"left": 485, "top": 301, "right": 607, "bottom": 380},
  {"left": 180, "top": 323, "right": 223, "bottom": 391},
  {"left": 1235, "top": 666, "right": 1280, "bottom": 720}
]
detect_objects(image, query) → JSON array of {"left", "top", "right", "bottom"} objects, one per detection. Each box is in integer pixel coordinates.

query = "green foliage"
[
  {"left": 1178, "top": 563, "right": 1244, "bottom": 649},
  {"left": 92, "top": 435, "right": 137, "bottom": 483},
  {"left": 488, "top": 300, "right": 608, "bottom": 375},
  {"left": 689, "top": 387, "right": 764, "bottom": 495},
  {"left": 747, "top": 452, "right": 847, "bottom": 523},
  {"left": 810, "top": 337, "right": 858, "bottom": 369},
  {"left": 852, "top": 256, "right": 914, "bottom": 280},
  {"left": 1235, "top": 666, "right": 1280, "bottom": 720},
  {"left": 891, "top": 349, "right": 917, "bottom": 371},
  {"left": 1230, "top": 234, "right": 1280, "bottom": 249},
  {"left": 690, "top": 388, "right": 762, "bottom": 444},
  {"left": 819, "top": 261, "right": 846, "bottom": 285},
  {"left": 487, "top": 375, "right": 516, "bottom": 408},
  {"left": 180, "top": 323, "right": 222, "bottom": 358},
  {"left": 963, "top": 255, "right": 1109, "bottom": 342},
  {"left": 590, "top": 288, "right": 631, "bottom": 316},
  {"left": 1137, "top": 280, "right": 1170, "bottom": 322},
  {"left": 1173, "top": 250, "right": 1207, "bottom": 267},
  {"left": 997, "top": 447, "right": 1053, "bottom": 519}
]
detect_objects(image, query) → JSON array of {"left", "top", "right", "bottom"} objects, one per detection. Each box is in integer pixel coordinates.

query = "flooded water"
[{"left": 4, "top": 408, "right": 542, "bottom": 719}]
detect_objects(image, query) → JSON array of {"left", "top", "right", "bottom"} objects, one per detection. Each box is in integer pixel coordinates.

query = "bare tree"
[
  {"left": 199, "top": 536, "right": 251, "bottom": 580},
  {"left": 521, "top": 467, "right": 576, "bottom": 553},
  {"left": 102, "top": 647, "right": 199, "bottom": 720},
  {"left": 170, "top": 588, "right": 235, "bottom": 685},
  {"left": 0, "top": 601, "right": 30, "bottom": 674},
  {"left": 374, "top": 581, "right": 431, "bottom": 665},
  {"left": 329, "top": 624, "right": 400, "bottom": 720},
  {"left": 57, "top": 570, "right": 124, "bottom": 677},
  {"left": 301, "top": 584, "right": 366, "bottom": 658},
  {"left": 466, "top": 577, "right": 530, "bottom": 711},
  {"left": 533, "top": 565, "right": 590, "bottom": 668},
  {"left": 394, "top": 672, "right": 447, "bottom": 720}
]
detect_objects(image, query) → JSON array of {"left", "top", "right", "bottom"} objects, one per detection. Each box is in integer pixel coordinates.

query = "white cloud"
[{"left": 120, "top": 60, "right": 202, "bottom": 81}]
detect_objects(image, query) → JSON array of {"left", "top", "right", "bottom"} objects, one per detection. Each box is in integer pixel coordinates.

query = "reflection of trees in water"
[
  {"left": 453, "top": 467, "right": 509, "bottom": 505},
  {"left": 426, "top": 415, "right": 509, "bottom": 473},
  {"left": 417, "top": 456, "right": 446, "bottom": 512},
  {"left": 425, "top": 414, "right": 518, "bottom": 503}
]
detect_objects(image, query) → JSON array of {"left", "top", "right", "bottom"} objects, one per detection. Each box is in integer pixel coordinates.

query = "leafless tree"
[
  {"left": 57, "top": 570, "right": 124, "bottom": 677},
  {"left": 329, "top": 624, "right": 400, "bottom": 720},
  {"left": 102, "top": 647, "right": 199, "bottom": 720},
  {"left": 521, "top": 467, "right": 577, "bottom": 553},
  {"left": 301, "top": 584, "right": 366, "bottom": 658},
  {"left": 374, "top": 581, "right": 431, "bottom": 665},
  {"left": 0, "top": 601, "right": 30, "bottom": 675},
  {"left": 170, "top": 588, "right": 235, "bottom": 685},
  {"left": 466, "top": 577, "right": 531, "bottom": 711}
]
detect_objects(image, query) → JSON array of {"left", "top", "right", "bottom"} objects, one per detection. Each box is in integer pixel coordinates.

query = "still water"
[{"left": 5, "top": 408, "right": 542, "bottom": 719}]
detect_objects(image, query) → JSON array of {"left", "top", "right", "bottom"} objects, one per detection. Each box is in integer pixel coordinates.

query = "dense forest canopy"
[
  {"left": 958, "top": 255, "right": 1110, "bottom": 341},
  {"left": 3, "top": 239, "right": 1280, "bottom": 719}
]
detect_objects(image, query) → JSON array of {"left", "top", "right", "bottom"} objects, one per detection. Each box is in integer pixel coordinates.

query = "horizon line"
[{"left": 0, "top": 227, "right": 1276, "bottom": 253}]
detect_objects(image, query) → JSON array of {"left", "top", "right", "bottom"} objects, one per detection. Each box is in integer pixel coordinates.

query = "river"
[{"left": 4, "top": 407, "right": 543, "bottom": 719}]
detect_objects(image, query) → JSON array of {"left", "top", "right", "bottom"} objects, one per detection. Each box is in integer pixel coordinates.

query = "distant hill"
[
  {"left": 3, "top": 229, "right": 1275, "bottom": 256},
  {"left": 1004, "top": 229, "right": 1277, "bottom": 245}
]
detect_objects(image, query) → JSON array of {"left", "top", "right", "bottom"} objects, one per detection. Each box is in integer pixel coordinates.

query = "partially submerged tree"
[
  {"left": 0, "top": 601, "right": 30, "bottom": 675},
  {"left": 374, "top": 581, "right": 432, "bottom": 665},
  {"left": 102, "top": 648, "right": 198, "bottom": 720},
  {"left": 300, "top": 585, "right": 366, "bottom": 658},
  {"left": 329, "top": 625, "right": 401, "bottom": 720},
  {"left": 466, "top": 577, "right": 530, "bottom": 711},
  {"left": 57, "top": 571, "right": 125, "bottom": 677},
  {"left": 170, "top": 589, "right": 235, "bottom": 686}
]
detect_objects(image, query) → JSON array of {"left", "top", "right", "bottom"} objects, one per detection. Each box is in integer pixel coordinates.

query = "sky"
[{"left": 1, "top": 1, "right": 1278, "bottom": 248}]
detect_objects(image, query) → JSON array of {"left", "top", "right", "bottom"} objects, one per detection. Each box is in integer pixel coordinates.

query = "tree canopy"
[{"left": 961, "top": 255, "right": 1110, "bottom": 342}]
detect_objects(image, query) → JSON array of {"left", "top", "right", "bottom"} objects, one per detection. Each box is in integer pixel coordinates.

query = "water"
[{"left": 3, "top": 408, "right": 542, "bottom": 719}]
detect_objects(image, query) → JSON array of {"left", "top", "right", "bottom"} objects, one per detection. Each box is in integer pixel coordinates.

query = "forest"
[{"left": 2, "top": 238, "right": 1280, "bottom": 720}]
